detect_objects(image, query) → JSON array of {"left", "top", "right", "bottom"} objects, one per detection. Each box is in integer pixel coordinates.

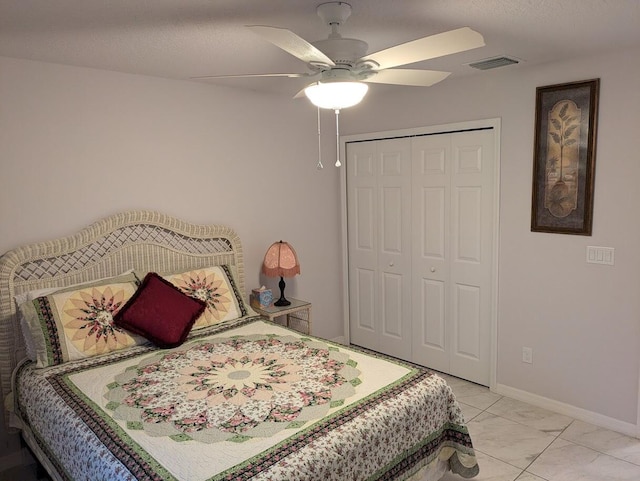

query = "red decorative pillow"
[{"left": 114, "top": 272, "right": 206, "bottom": 348}]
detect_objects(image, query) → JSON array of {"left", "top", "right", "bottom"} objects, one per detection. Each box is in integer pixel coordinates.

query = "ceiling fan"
[{"left": 193, "top": 1, "right": 485, "bottom": 110}]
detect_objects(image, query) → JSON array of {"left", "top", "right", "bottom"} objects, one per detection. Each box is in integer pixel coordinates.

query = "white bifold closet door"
[
  {"left": 346, "top": 138, "right": 413, "bottom": 361},
  {"left": 347, "top": 129, "right": 495, "bottom": 386}
]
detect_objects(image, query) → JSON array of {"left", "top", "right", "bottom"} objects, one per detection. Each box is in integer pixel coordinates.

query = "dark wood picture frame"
[{"left": 531, "top": 78, "right": 599, "bottom": 235}]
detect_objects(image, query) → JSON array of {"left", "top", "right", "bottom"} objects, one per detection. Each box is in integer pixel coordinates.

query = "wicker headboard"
[{"left": 0, "top": 210, "right": 246, "bottom": 427}]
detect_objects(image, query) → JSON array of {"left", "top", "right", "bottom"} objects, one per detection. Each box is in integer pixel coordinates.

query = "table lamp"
[{"left": 262, "top": 240, "right": 300, "bottom": 306}]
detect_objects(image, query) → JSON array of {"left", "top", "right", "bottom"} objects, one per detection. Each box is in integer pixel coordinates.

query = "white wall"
[
  {"left": 0, "top": 56, "right": 345, "bottom": 457},
  {"left": 344, "top": 46, "right": 640, "bottom": 428},
  {"left": 0, "top": 56, "right": 346, "bottom": 339}
]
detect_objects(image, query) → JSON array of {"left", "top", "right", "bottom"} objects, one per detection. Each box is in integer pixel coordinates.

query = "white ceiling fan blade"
[
  {"left": 190, "top": 73, "right": 312, "bottom": 80},
  {"left": 361, "top": 27, "right": 484, "bottom": 70},
  {"left": 364, "top": 69, "right": 451, "bottom": 87},
  {"left": 293, "top": 88, "right": 307, "bottom": 99},
  {"left": 247, "top": 25, "right": 335, "bottom": 66}
]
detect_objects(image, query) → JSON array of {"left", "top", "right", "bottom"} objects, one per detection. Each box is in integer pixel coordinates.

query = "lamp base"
[{"left": 274, "top": 276, "right": 291, "bottom": 306}]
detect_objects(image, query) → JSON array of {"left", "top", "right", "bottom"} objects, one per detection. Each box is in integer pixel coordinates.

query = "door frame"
[{"left": 340, "top": 118, "right": 501, "bottom": 391}]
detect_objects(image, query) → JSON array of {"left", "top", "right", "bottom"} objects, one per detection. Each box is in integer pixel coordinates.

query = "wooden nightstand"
[{"left": 253, "top": 298, "right": 312, "bottom": 334}]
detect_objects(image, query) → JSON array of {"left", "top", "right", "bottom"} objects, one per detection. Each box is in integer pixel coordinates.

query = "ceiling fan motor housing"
[
  {"left": 317, "top": 67, "right": 356, "bottom": 82},
  {"left": 313, "top": 2, "right": 368, "bottom": 68},
  {"left": 312, "top": 37, "right": 368, "bottom": 66}
]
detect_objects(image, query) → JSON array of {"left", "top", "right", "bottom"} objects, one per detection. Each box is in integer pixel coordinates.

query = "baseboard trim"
[{"left": 495, "top": 383, "right": 638, "bottom": 438}]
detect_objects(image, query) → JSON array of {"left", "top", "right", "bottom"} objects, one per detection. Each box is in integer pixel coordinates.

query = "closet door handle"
[
  {"left": 430, "top": 267, "right": 436, "bottom": 272},
  {"left": 389, "top": 262, "right": 394, "bottom": 267}
]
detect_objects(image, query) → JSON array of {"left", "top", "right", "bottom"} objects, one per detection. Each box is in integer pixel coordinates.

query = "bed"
[{"left": 0, "top": 210, "right": 479, "bottom": 481}]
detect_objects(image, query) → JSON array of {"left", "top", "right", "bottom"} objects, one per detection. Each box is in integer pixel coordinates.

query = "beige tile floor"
[
  {"left": 439, "top": 373, "right": 640, "bottom": 481},
  {"left": 4, "top": 374, "right": 640, "bottom": 481}
]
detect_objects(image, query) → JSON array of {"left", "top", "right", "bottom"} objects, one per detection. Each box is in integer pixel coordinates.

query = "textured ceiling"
[{"left": 1, "top": 0, "right": 639, "bottom": 97}]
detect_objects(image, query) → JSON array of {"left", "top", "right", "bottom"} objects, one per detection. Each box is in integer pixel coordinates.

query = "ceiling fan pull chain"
[
  {"left": 335, "top": 109, "right": 341, "bottom": 167},
  {"left": 316, "top": 107, "right": 324, "bottom": 170}
]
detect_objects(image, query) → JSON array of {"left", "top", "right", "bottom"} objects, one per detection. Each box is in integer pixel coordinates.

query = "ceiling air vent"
[{"left": 468, "top": 56, "right": 520, "bottom": 70}]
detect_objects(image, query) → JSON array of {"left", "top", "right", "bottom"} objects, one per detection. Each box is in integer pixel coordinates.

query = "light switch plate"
[{"left": 586, "top": 246, "right": 615, "bottom": 265}]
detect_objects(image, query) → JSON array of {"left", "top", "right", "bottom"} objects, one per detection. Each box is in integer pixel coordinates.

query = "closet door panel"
[
  {"left": 411, "top": 135, "right": 450, "bottom": 371},
  {"left": 421, "top": 187, "right": 446, "bottom": 259},
  {"left": 420, "top": 278, "right": 446, "bottom": 348},
  {"left": 353, "top": 268, "right": 376, "bottom": 332},
  {"left": 449, "top": 130, "right": 494, "bottom": 385},
  {"left": 381, "top": 186, "right": 403, "bottom": 254},
  {"left": 454, "top": 186, "right": 483, "bottom": 266},
  {"left": 381, "top": 271, "right": 404, "bottom": 338},
  {"left": 347, "top": 139, "right": 412, "bottom": 359},
  {"left": 453, "top": 283, "right": 481, "bottom": 360},
  {"left": 377, "top": 139, "right": 412, "bottom": 359},
  {"left": 348, "top": 143, "right": 379, "bottom": 349}
]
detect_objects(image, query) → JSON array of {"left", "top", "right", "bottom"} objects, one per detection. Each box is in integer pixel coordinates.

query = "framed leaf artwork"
[{"left": 531, "top": 79, "right": 600, "bottom": 235}]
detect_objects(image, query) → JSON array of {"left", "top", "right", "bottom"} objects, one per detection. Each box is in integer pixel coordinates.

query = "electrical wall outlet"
[{"left": 522, "top": 347, "right": 533, "bottom": 364}]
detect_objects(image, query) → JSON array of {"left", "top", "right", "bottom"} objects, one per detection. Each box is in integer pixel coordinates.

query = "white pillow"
[{"left": 15, "top": 268, "right": 135, "bottom": 303}]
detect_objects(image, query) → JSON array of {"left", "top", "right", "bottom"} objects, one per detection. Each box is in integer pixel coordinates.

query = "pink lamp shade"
[
  {"left": 262, "top": 241, "right": 300, "bottom": 306},
  {"left": 262, "top": 241, "right": 300, "bottom": 278}
]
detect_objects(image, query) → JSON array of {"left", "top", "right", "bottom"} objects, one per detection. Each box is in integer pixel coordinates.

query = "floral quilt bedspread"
[{"left": 15, "top": 318, "right": 479, "bottom": 481}]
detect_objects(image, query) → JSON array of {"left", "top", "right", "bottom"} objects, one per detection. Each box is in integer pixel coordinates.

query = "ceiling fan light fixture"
[{"left": 304, "top": 81, "right": 368, "bottom": 110}]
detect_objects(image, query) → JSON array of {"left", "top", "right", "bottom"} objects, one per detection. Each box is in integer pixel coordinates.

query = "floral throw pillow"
[
  {"left": 19, "top": 274, "right": 145, "bottom": 367},
  {"left": 163, "top": 265, "right": 248, "bottom": 330}
]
